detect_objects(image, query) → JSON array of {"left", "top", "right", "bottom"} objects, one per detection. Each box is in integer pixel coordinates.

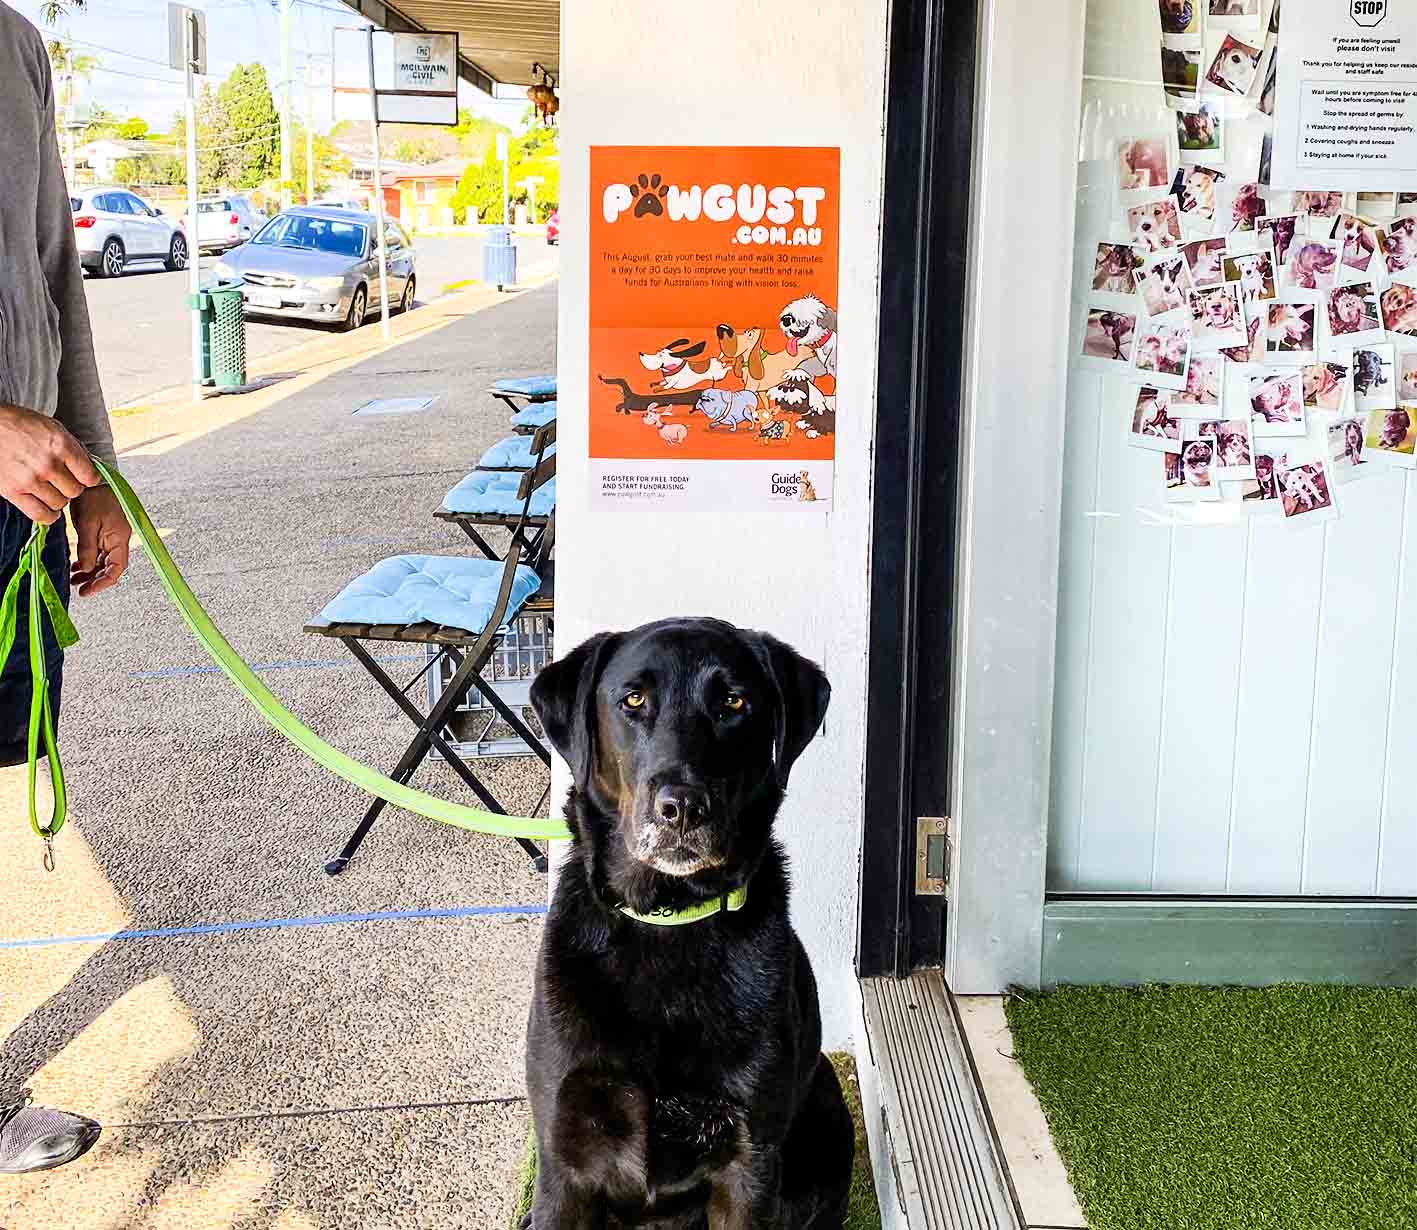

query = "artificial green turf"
[
  {"left": 508, "top": 1052, "right": 881, "bottom": 1228},
  {"left": 1005, "top": 985, "right": 1417, "bottom": 1230}
]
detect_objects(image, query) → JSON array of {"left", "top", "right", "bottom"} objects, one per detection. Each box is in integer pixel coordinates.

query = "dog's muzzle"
[{"left": 628, "top": 782, "right": 724, "bottom": 876}]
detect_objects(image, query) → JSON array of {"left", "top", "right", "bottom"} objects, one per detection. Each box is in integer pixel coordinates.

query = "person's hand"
[
  {"left": 0, "top": 402, "right": 100, "bottom": 525},
  {"left": 69, "top": 484, "right": 130, "bottom": 597}
]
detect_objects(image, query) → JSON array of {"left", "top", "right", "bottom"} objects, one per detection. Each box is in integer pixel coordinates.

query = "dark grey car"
[{"left": 212, "top": 207, "right": 416, "bottom": 331}]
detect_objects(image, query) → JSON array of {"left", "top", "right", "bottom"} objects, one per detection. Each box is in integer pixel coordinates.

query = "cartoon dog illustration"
[
  {"left": 754, "top": 391, "right": 797, "bottom": 447},
  {"left": 715, "top": 324, "right": 813, "bottom": 394},
  {"left": 779, "top": 296, "right": 838, "bottom": 379},
  {"left": 693, "top": 387, "right": 759, "bottom": 431},
  {"left": 638, "top": 338, "right": 728, "bottom": 391},
  {"left": 641, "top": 405, "right": 689, "bottom": 446},
  {"left": 597, "top": 375, "right": 705, "bottom": 415}
]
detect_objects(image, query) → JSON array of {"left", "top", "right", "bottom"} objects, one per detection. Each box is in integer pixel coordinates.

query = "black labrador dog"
[{"left": 524, "top": 617, "right": 854, "bottom": 1229}]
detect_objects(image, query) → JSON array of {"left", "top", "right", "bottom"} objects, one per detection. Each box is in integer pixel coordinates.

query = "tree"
[
  {"left": 117, "top": 116, "right": 149, "bottom": 140},
  {"left": 390, "top": 135, "right": 442, "bottom": 165},
  {"left": 216, "top": 64, "right": 279, "bottom": 189},
  {"left": 449, "top": 157, "right": 503, "bottom": 225},
  {"left": 290, "top": 122, "right": 351, "bottom": 200}
]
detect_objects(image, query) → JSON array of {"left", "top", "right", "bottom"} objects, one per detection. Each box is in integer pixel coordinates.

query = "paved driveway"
[
  {"left": 2, "top": 283, "right": 560, "bottom": 1230},
  {"left": 83, "top": 234, "right": 559, "bottom": 409}
]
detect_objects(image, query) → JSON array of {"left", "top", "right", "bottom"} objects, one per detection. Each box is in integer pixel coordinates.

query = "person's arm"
[{"left": 33, "top": 51, "right": 115, "bottom": 467}]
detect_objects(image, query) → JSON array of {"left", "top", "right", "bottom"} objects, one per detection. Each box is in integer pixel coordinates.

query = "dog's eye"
[
  {"left": 723, "top": 693, "right": 745, "bottom": 713},
  {"left": 622, "top": 690, "right": 647, "bottom": 711}
]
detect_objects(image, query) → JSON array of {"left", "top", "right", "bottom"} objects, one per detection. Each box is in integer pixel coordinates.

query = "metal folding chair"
[{"left": 305, "top": 459, "right": 556, "bottom": 876}]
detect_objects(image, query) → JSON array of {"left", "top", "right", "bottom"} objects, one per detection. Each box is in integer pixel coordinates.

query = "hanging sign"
[
  {"left": 392, "top": 33, "right": 456, "bottom": 92},
  {"left": 1272, "top": 0, "right": 1417, "bottom": 190},
  {"left": 588, "top": 146, "right": 841, "bottom": 511}
]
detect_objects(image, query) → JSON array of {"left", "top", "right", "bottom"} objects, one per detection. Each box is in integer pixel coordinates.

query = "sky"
[{"left": 17, "top": 0, "right": 531, "bottom": 136}]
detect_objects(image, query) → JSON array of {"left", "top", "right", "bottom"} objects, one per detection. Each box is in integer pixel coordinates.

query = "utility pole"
[
  {"left": 279, "top": 0, "right": 291, "bottom": 210},
  {"left": 365, "top": 27, "right": 390, "bottom": 342},
  {"left": 184, "top": 14, "right": 201, "bottom": 399},
  {"left": 304, "top": 62, "right": 314, "bottom": 203}
]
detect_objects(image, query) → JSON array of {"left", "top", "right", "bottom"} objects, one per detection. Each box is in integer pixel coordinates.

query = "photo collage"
[{"left": 1081, "top": 0, "right": 1417, "bottom": 523}]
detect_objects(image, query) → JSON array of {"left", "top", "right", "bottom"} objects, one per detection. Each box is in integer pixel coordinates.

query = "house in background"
[
  {"left": 74, "top": 138, "right": 173, "bottom": 182},
  {"left": 385, "top": 158, "right": 464, "bottom": 228}
]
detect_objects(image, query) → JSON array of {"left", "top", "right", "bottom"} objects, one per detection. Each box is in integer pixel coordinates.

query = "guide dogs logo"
[{"left": 1351, "top": 0, "right": 1387, "bottom": 27}]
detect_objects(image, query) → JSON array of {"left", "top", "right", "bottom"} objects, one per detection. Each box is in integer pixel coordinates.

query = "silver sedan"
[{"left": 213, "top": 207, "right": 416, "bottom": 331}]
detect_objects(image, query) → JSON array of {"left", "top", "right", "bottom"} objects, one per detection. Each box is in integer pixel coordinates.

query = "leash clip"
[{"left": 41, "top": 832, "right": 55, "bottom": 874}]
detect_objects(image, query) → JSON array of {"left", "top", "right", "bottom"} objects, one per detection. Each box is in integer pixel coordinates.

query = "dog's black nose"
[{"left": 655, "top": 784, "right": 709, "bottom": 827}]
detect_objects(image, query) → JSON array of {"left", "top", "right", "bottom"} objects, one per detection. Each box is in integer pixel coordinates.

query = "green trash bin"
[{"left": 187, "top": 279, "right": 247, "bottom": 389}]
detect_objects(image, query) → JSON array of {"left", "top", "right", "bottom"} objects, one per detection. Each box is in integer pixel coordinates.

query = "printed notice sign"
[
  {"left": 1273, "top": 0, "right": 1417, "bottom": 190},
  {"left": 588, "top": 146, "right": 840, "bottom": 510}
]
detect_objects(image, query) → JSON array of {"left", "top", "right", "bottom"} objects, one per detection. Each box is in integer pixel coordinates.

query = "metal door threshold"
[{"left": 863, "top": 971, "right": 1021, "bottom": 1230}]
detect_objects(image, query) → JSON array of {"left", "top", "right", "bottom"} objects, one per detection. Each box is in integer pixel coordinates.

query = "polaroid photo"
[
  {"left": 1380, "top": 283, "right": 1417, "bottom": 341},
  {"left": 1364, "top": 407, "right": 1417, "bottom": 467},
  {"left": 1356, "top": 192, "right": 1398, "bottom": 217},
  {"left": 1119, "top": 137, "right": 1172, "bottom": 192},
  {"left": 1081, "top": 306, "right": 1138, "bottom": 366},
  {"left": 1204, "top": 33, "right": 1263, "bottom": 98},
  {"left": 1133, "top": 318, "right": 1193, "bottom": 390},
  {"left": 1239, "top": 447, "right": 1286, "bottom": 506},
  {"left": 1327, "top": 283, "right": 1386, "bottom": 348},
  {"left": 1279, "top": 458, "right": 1340, "bottom": 523},
  {"left": 1161, "top": 37, "right": 1204, "bottom": 96},
  {"left": 1328, "top": 415, "right": 1370, "bottom": 481},
  {"left": 1224, "top": 244, "right": 1277, "bottom": 303},
  {"left": 1400, "top": 351, "right": 1417, "bottom": 402},
  {"left": 1093, "top": 242, "right": 1142, "bottom": 293},
  {"left": 1255, "top": 215, "right": 1300, "bottom": 269},
  {"left": 1381, "top": 217, "right": 1417, "bottom": 284},
  {"left": 1129, "top": 388, "right": 1184, "bottom": 452},
  {"left": 1208, "top": 0, "right": 1263, "bottom": 25},
  {"left": 1353, "top": 344, "right": 1398, "bottom": 412},
  {"left": 1128, "top": 198, "right": 1184, "bottom": 256},
  {"left": 1175, "top": 102, "right": 1223, "bottom": 163},
  {"left": 1250, "top": 369, "right": 1305, "bottom": 435},
  {"left": 1282, "top": 238, "right": 1341, "bottom": 298},
  {"left": 1166, "top": 437, "right": 1223, "bottom": 502},
  {"left": 1220, "top": 181, "right": 1267, "bottom": 234},
  {"left": 1135, "top": 252, "right": 1194, "bottom": 318},
  {"left": 1293, "top": 191, "right": 1346, "bottom": 227},
  {"left": 1303, "top": 361, "right": 1350, "bottom": 413},
  {"left": 1189, "top": 283, "right": 1248, "bottom": 350},
  {"left": 1198, "top": 415, "right": 1256, "bottom": 480},
  {"left": 1183, "top": 237, "right": 1229, "bottom": 288},
  {"left": 1222, "top": 305, "right": 1266, "bottom": 364},
  {"left": 1331, "top": 214, "right": 1380, "bottom": 282},
  {"left": 1160, "top": 0, "right": 1202, "bottom": 35},
  {"left": 1265, "top": 302, "right": 1316, "bottom": 364},
  {"left": 1399, "top": 192, "right": 1417, "bottom": 216},
  {"left": 1174, "top": 354, "right": 1224, "bottom": 413},
  {"left": 1172, "top": 166, "right": 1225, "bottom": 231}
]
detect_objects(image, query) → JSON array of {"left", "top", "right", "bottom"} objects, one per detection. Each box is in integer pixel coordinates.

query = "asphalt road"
[{"left": 82, "top": 232, "right": 560, "bottom": 408}]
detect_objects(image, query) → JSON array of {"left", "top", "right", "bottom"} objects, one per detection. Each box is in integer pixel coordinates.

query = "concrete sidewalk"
[{"left": 2, "top": 282, "right": 559, "bottom": 1229}]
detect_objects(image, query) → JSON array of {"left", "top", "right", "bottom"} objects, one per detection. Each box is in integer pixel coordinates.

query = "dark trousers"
[{"left": 0, "top": 500, "right": 70, "bottom": 768}]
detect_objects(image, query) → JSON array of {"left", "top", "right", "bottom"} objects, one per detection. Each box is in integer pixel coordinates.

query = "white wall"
[{"left": 556, "top": 0, "right": 889, "bottom": 1046}]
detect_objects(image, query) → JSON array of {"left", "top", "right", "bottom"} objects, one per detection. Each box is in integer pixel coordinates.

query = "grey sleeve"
[{"left": 34, "top": 53, "right": 116, "bottom": 465}]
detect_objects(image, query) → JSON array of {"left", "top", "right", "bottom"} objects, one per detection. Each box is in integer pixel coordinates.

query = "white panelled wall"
[{"left": 1047, "top": 1, "right": 1417, "bottom": 899}]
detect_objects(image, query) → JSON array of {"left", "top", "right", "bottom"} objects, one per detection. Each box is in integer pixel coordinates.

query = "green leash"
[{"left": 3, "top": 460, "right": 571, "bottom": 870}]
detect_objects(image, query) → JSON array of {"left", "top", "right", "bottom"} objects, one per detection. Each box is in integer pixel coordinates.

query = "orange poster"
[{"left": 589, "top": 146, "right": 840, "bottom": 509}]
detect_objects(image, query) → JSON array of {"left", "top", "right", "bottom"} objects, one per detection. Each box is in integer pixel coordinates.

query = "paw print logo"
[{"left": 631, "top": 173, "right": 669, "bottom": 218}]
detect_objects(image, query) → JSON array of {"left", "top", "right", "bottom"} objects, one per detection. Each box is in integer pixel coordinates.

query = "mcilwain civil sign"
[
  {"left": 392, "top": 33, "right": 456, "bottom": 92},
  {"left": 1272, "top": 0, "right": 1417, "bottom": 191},
  {"left": 588, "top": 146, "right": 840, "bottom": 511}
]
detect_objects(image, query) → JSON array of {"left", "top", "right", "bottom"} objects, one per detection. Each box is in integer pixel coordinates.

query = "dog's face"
[
  {"left": 640, "top": 338, "right": 706, "bottom": 372},
  {"left": 531, "top": 620, "right": 829, "bottom": 894},
  {"left": 1382, "top": 284, "right": 1417, "bottom": 333},
  {"left": 779, "top": 296, "right": 837, "bottom": 356}
]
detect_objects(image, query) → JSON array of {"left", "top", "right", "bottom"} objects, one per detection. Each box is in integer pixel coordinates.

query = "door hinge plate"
[{"left": 915, "top": 815, "right": 950, "bottom": 897}]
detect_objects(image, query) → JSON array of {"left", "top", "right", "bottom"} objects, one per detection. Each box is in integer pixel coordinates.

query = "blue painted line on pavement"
[
  {"left": 0, "top": 903, "right": 548, "bottom": 950},
  {"left": 130, "top": 653, "right": 425, "bottom": 679}
]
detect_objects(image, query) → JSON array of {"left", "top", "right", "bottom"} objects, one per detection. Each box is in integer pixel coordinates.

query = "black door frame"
[{"left": 857, "top": 0, "right": 979, "bottom": 979}]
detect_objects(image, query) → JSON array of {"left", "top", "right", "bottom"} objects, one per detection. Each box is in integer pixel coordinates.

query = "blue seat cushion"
[
  {"left": 442, "top": 470, "right": 556, "bottom": 517},
  {"left": 479, "top": 434, "right": 557, "bottom": 470},
  {"left": 511, "top": 400, "right": 557, "bottom": 429},
  {"left": 320, "top": 555, "right": 540, "bottom": 634},
  {"left": 494, "top": 374, "right": 557, "bottom": 397}
]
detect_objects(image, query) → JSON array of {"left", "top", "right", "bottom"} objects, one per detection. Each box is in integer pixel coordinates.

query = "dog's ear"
[
  {"left": 748, "top": 347, "right": 764, "bottom": 382},
  {"left": 820, "top": 306, "right": 838, "bottom": 335},
  {"left": 670, "top": 340, "right": 707, "bottom": 359},
  {"left": 531, "top": 632, "right": 622, "bottom": 785},
  {"left": 748, "top": 631, "right": 830, "bottom": 784}
]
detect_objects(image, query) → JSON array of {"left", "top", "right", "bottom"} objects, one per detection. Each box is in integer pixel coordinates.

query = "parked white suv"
[
  {"left": 71, "top": 187, "right": 186, "bottom": 277},
  {"left": 179, "top": 194, "right": 267, "bottom": 254}
]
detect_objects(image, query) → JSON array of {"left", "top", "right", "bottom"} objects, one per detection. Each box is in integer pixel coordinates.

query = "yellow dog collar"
[{"left": 616, "top": 885, "right": 748, "bottom": 927}]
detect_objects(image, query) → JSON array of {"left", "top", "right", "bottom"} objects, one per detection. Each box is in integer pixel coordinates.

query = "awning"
[{"left": 339, "top": 0, "right": 558, "bottom": 95}]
